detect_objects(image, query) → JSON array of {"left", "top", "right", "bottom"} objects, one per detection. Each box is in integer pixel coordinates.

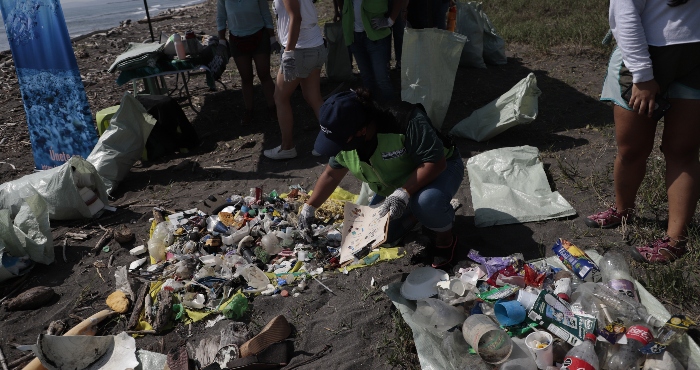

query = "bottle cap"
[{"left": 584, "top": 333, "right": 597, "bottom": 343}]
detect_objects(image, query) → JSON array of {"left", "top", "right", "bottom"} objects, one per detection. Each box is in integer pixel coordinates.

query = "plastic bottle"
[
  {"left": 643, "top": 351, "right": 684, "bottom": 370},
  {"left": 147, "top": 221, "right": 170, "bottom": 262},
  {"left": 447, "top": 6, "right": 457, "bottom": 32},
  {"left": 587, "top": 283, "right": 664, "bottom": 328},
  {"left": 561, "top": 333, "right": 599, "bottom": 370},
  {"left": 173, "top": 33, "right": 187, "bottom": 60},
  {"left": 606, "top": 323, "right": 654, "bottom": 370},
  {"left": 599, "top": 251, "right": 639, "bottom": 302}
]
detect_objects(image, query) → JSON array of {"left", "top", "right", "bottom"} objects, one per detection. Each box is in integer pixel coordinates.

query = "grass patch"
[{"left": 480, "top": 0, "right": 611, "bottom": 53}]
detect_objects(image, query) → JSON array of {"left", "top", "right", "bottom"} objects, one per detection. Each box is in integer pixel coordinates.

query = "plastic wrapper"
[
  {"left": 552, "top": 239, "right": 600, "bottom": 282},
  {"left": 468, "top": 249, "right": 520, "bottom": 278}
]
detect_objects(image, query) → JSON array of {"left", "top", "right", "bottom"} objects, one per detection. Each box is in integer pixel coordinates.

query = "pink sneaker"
[{"left": 630, "top": 235, "right": 688, "bottom": 264}]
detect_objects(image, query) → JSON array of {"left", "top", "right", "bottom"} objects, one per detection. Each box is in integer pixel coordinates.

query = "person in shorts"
[
  {"left": 263, "top": 0, "right": 328, "bottom": 160},
  {"left": 590, "top": 0, "right": 700, "bottom": 263},
  {"left": 217, "top": 0, "right": 278, "bottom": 124}
]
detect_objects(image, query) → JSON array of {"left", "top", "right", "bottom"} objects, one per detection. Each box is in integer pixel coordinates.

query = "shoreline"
[{"left": 0, "top": 0, "right": 207, "bottom": 56}]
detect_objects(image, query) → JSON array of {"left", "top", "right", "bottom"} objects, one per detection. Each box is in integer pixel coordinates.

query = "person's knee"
[
  {"left": 617, "top": 143, "right": 653, "bottom": 165},
  {"left": 411, "top": 188, "right": 451, "bottom": 219},
  {"left": 660, "top": 140, "right": 700, "bottom": 165},
  {"left": 239, "top": 72, "right": 254, "bottom": 85}
]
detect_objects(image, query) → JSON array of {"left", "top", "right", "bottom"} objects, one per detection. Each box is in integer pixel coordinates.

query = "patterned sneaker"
[
  {"left": 631, "top": 236, "right": 688, "bottom": 264},
  {"left": 584, "top": 207, "right": 632, "bottom": 229}
]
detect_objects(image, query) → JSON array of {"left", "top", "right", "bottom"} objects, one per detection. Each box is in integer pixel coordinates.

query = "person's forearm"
[
  {"left": 401, "top": 159, "right": 446, "bottom": 196},
  {"left": 307, "top": 166, "right": 348, "bottom": 207},
  {"left": 285, "top": 17, "right": 301, "bottom": 51}
]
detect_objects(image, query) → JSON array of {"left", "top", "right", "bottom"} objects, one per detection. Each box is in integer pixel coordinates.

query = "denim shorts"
[
  {"left": 281, "top": 43, "right": 328, "bottom": 78},
  {"left": 601, "top": 43, "right": 700, "bottom": 110}
]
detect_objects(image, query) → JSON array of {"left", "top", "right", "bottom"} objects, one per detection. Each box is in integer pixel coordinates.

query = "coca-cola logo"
[
  {"left": 627, "top": 325, "right": 653, "bottom": 344},
  {"left": 561, "top": 357, "right": 595, "bottom": 370}
]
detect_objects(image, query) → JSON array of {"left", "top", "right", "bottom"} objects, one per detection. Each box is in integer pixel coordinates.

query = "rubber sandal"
[
  {"left": 432, "top": 235, "right": 457, "bottom": 268},
  {"left": 584, "top": 207, "right": 632, "bottom": 229},
  {"left": 630, "top": 235, "right": 688, "bottom": 264},
  {"left": 239, "top": 315, "right": 291, "bottom": 358}
]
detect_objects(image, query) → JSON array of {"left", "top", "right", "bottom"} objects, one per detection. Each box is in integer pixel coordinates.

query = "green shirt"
[
  {"left": 342, "top": 0, "right": 392, "bottom": 45},
  {"left": 329, "top": 106, "right": 455, "bottom": 196}
]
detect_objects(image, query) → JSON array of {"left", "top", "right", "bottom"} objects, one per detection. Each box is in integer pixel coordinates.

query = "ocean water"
[{"left": 0, "top": 0, "right": 205, "bottom": 52}]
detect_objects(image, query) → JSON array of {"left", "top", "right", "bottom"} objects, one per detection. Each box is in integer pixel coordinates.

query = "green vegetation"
[{"left": 481, "top": 0, "right": 610, "bottom": 52}]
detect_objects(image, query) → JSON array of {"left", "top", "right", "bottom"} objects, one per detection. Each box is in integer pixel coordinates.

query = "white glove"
[
  {"left": 298, "top": 203, "right": 316, "bottom": 230},
  {"left": 377, "top": 188, "right": 410, "bottom": 220},
  {"left": 281, "top": 50, "right": 296, "bottom": 82},
  {"left": 370, "top": 17, "right": 394, "bottom": 30}
]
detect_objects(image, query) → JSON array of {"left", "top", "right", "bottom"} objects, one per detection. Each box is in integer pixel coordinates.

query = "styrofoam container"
[{"left": 400, "top": 267, "right": 449, "bottom": 300}]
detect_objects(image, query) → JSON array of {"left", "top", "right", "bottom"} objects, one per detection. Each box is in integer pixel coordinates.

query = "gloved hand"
[
  {"left": 270, "top": 36, "right": 281, "bottom": 54},
  {"left": 281, "top": 50, "right": 296, "bottom": 82},
  {"left": 370, "top": 16, "right": 394, "bottom": 30},
  {"left": 377, "top": 188, "right": 410, "bottom": 220},
  {"left": 298, "top": 203, "right": 316, "bottom": 230}
]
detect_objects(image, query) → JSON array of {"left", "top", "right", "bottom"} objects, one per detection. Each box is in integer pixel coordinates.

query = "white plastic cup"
[
  {"left": 516, "top": 289, "right": 539, "bottom": 311},
  {"left": 462, "top": 314, "right": 513, "bottom": 364},
  {"left": 298, "top": 250, "right": 308, "bottom": 261},
  {"left": 525, "top": 331, "right": 554, "bottom": 369}
]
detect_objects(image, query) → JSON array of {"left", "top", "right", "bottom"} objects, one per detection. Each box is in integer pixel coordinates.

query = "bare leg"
[
  {"left": 613, "top": 105, "right": 657, "bottom": 213},
  {"left": 660, "top": 98, "right": 700, "bottom": 241},
  {"left": 252, "top": 52, "right": 276, "bottom": 108},
  {"left": 299, "top": 68, "right": 324, "bottom": 119},
  {"left": 273, "top": 71, "right": 301, "bottom": 150},
  {"left": 233, "top": 55, "right": 255, "bottom": 111}
]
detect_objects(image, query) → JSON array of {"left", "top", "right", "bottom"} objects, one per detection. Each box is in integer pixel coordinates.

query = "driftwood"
[
  {"left": 0, "top": 344, "right": 8, "bottom": 370},
  {"left": 91, "top": 229, "right": 113, "bottom": 255},
  {"left": 65, "top": 232, "right": 88, "bottom": 240},
  {"left": 127, "top": 283, "right": 150, "bottom": 330},
  {"left": 3, "top": 286, "right": 55, "bottom": 311},
  {"left": 152, "top": 290, "right": 173, "bottom": 332}
]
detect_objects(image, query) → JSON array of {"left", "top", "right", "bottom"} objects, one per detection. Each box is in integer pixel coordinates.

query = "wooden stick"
[
  {"left": 127, "top": 283, "right": 150, "bottom": 330},
  {"left": 8, "top": 354, "right": 33, "bottom": 368},
  {"left": 125, "top": 330, "right": 156, "bottom": 335},
  {"left": 0, "top": 345, "right": 10, "bottom": 370},
  {"left": 90, "top": 229, "right": 113, "bottom": 255}
]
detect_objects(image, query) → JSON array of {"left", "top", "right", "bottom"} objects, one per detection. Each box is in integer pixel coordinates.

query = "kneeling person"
[{"left": 299, "top": 89, "right": 464, "bottom": 267}]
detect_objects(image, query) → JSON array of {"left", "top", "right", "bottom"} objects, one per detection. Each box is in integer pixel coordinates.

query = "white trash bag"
[
  {"left": 401, "top": 28, "right": 466, "bottom": 130},
  {"left": 87, "top": 92, "right": 156, "bottom": 194},
  {"left": 0, "top": 156, "right": 108, "bottom": 220},
  {"left": 456, "top": 1, "right": 485, "bottom": 68},
  {"left": 466, "top": 145, "right": 576, "bottom": 227},
  {"left": 450, "top": 73, "right": 541, "bottom": 142}
]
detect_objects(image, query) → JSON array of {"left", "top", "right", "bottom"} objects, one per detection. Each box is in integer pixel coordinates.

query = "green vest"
[
  {"left": 342, "top": 0, "right": 392, "bottom": 46},
  {"left": 335, "top": 133, "right": 454, "bottom": 197}
]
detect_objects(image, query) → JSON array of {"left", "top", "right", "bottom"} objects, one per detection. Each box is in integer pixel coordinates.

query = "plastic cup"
[
  {"left": 525, "top": 331, "right": 554, "bottom": 369},
  {"left": 494, "top": 300, "right": 527, "bottom": 326},
  {"left": 516, "top": 289, "right": 539, "bottom": 311},
  {"left": 462, "top": 314, "right": 513, "bottom": 364}
]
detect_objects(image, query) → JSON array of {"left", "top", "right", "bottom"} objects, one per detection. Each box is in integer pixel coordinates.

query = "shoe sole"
[{"left": 239, "top": 315, "right": 291, "bottom": 358}]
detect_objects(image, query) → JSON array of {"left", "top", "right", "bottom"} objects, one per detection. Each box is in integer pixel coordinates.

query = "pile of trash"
[{"left": 388, "top": 238, "right": 699, "bottom": 370}]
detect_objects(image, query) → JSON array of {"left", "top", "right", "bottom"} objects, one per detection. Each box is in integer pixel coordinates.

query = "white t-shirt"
[
  {"left": 274, "top": 0, "right": 324, "bottom": 49},
  {"left": 610, "top": 0, "right": 700, "bottom": 83},
  {"left": 353, "top": 0, "right": 364, "bottom": 32}
]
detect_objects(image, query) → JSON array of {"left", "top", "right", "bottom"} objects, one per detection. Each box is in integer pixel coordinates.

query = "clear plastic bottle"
[
  {"left": 173, "top": 33, "right": 187, "bottom": 60},
  {"left": 561, "top": 333, "right": 599, "bottom": 370},
  {"left": 643, "top": 351, "right": 684, "bottom": 370},
  {"left": 588, "top": 283, "right": 664, "bottom": 329},
  {"left": 599, "top": 251, "right": 639, "bottom": 302},
  {"left": 147, "top": 221, "right": 170, "bottom": 262},
  {"left": 606, "top": 323, "right": 654, "bottom": 370}
]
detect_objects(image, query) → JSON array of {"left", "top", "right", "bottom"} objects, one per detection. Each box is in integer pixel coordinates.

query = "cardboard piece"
[
  {"left": 339, "top": 203, "right": 389, "bottom": 264},
  {"left": 527, "top": 291, "right": 596, "bottom": 346}
]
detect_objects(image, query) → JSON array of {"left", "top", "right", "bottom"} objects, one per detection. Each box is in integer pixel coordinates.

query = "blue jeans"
[
  {"left": 350, "top": 32, "right": 394, "bottom": 102},
  {"left": 371, "top": 152, "right": 464, "bottom": 243}
]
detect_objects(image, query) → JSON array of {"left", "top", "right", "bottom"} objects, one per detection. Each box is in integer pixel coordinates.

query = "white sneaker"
[
  {"left": 263, "top": 145, "right": 297, "bottom": 159},
  {"left": 311, "top": 149, "right": 322, "bottom": 156}
]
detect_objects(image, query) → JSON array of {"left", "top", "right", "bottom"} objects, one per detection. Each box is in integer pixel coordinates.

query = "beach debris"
[
  {"left": 3, "top": 286, "right": 55, "bottom": 311},
  {"left": 106, "top": 290, "right": 130, "bottom": 313}
]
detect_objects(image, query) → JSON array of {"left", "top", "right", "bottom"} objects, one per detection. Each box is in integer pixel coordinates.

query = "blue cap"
[{"left": 314, "top": 91, "right": 366, "bottom": 156}]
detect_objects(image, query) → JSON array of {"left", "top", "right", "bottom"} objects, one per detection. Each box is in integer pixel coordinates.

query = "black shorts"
[{"left": 228, "top": 28, "right": 271, "bottom": 58}]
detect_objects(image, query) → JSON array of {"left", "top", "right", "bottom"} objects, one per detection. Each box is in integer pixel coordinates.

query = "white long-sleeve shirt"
[{"left": 610, "top": 0, "right": 700, "bottom": 83}]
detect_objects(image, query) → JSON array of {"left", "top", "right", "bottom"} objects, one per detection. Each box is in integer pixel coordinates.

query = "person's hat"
[{"left": 314, "top": 91, "right": 366, "bottom": 156}]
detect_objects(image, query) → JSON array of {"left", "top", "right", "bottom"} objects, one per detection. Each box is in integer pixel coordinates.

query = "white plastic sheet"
[
  {"left": 87, "top": 92, "right": 156, "bottom": 194},
  {"left": 401, "top": 28, "right": 466, "bottom": 130},
  {"left": 450, "top": 73, "right": 541, "bottom": 142},
  {"left": 466, "top": 146, "right": 576, "bottom": 227},
  {"left": 0, "top": 185, "right": 53, "bottom": 282},
  {"left": 0, "top": 156, "right": 108, "bottom": 220}
]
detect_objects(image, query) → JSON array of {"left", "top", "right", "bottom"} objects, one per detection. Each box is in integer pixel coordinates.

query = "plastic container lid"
[{"left": 400, "top": 267, "right": 449, "bottom": 300}]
